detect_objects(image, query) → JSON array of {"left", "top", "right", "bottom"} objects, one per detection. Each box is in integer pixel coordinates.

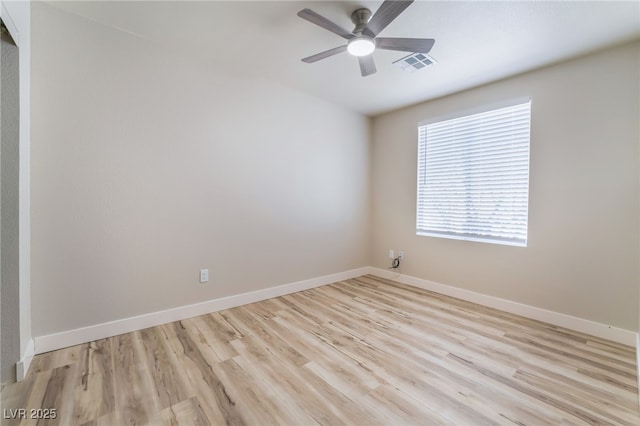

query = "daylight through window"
[{"left": 416, "top": 100, "right": 531, "bottom": 246}]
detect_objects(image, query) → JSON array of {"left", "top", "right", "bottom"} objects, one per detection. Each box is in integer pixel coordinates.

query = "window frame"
[{"left": 416, "top": 98, "right": 532, "bottom": 247}]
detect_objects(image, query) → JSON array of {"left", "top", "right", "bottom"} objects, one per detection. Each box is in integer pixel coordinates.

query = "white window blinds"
[{"left": 416, "top": 100, "right": 531, "bottom": 246}]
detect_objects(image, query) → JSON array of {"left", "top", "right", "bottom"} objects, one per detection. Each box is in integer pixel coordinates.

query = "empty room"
[{"left": 1, "top": 0, "right": 640, "bottom": 424}]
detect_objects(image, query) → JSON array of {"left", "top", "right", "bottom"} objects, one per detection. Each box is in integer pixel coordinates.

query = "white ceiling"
[{"left": 50, "top": 1, "right": 640, "bottom": 116}]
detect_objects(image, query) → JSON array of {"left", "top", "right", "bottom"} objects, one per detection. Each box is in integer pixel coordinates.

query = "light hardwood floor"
[{"left": 2, "top": 275, "right": 639, "bottom": 425}]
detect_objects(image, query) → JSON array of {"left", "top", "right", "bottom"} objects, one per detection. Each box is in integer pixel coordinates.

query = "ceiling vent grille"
[{"left": 393, "top": 53, "right": 437, "bottom": 72}]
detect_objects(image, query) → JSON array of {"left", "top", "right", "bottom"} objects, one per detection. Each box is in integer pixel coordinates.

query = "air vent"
[{"left": 393, "top": 52, "right": 437, "bottom": 72}]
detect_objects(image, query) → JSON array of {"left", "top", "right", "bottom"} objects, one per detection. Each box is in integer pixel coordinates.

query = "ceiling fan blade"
[
  {"left": 375, "top": 37, "right": 435, "bottom": 54},
  {"left": 363, "top": 0, "right": 413, "bottom": 37},
  {"left": 301, "top": 45, "right": 347, "bottom": 63},
  {"left": 297, "top": 9, "right": 355, "bottom": 40},
  {"left": 358, "top": 55, "right": 377, "bottom": 77}
]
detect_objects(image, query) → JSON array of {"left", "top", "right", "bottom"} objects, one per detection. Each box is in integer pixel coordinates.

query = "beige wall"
[
  {"left": 372, "top": 41, "right": 640, "bottom": 330},
  {"left": 31, "top": 3, "right": 371, "bottom": 336}
]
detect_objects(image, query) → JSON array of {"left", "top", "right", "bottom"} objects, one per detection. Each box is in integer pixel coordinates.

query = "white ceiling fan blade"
[
  {"left": 364, "top": 1, "right": 414, "bottom": 37},
  {"left": 297, "top": 9, "right": 355, "bottom": 40},
  {"left": 375, "top": 38, "right": 435, "bottom": 54},
  {"left": 301, "top": 45, "right": 347, "bottom": 63},
  {"left": 358, "top": 55, "right": 377, "bottom": 77}
]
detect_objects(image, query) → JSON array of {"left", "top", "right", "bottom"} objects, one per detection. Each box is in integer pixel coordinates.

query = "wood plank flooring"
[{"left": 2, "top": 275, "right": 638, "bottom": 425}]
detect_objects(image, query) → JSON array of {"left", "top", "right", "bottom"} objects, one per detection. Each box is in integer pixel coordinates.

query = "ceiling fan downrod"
[{"left": 350, "top": 8, "right": 372, "bottom": 34}]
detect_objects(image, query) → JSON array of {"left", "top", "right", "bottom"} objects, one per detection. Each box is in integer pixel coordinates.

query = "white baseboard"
[
  {"left": 34, "top": 267, "right": 369, "bottom": 355},
  {"left": 16, "top": 338, "right": 34, "bottom": 381},
  {"left": 32, "top": 266, "right": 637, "bottom": 357},
  {"left": 369, "top": 267, "right": 636, "bottom": 346}
]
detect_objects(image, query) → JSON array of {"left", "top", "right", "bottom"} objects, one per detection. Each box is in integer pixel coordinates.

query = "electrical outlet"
[
  {"left": 388, "top": 249, "right": 394, "bottom": 259},
  {"left": 200, "top": 269, "right": 209, "bottom": 283},
  {"left": 398, "top": 251, "right": 405, "bottom": 260}
]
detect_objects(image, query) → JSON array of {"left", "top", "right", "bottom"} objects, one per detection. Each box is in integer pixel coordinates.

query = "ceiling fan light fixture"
[
  {"left": 347, "top": 36, "right": 375, "bottom": 57},
  {"left": 298, "top": 1, "right": 435, "bottom": 77}
]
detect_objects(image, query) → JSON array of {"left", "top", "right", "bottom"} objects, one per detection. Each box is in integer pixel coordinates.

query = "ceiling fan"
[{"left": 297, "top": 0, "right": 435, "bottom": 77}]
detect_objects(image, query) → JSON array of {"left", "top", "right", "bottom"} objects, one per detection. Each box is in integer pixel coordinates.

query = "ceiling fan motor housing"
[
  {"left": 347, "top": 8, "right": 375, "bottom": 57},
  {"left": 351, "top": 8, "right": 372, "bottom": 33}
]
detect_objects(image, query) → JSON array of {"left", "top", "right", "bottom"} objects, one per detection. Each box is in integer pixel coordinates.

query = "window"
[{"left": 416, "top": 99, "right": 531, "bottom": 247}]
